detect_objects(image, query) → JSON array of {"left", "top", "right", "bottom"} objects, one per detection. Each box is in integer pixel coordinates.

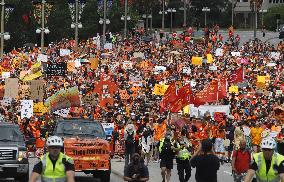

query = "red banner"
[
  {"left": 169, "top": 84, "right": 193, "bottom": 113},
  {"left": 228, "top": 67, "right": 244, "bottom": 84},
  {"left": 159, "top": 83, "right": 177, "bottom": 113}
]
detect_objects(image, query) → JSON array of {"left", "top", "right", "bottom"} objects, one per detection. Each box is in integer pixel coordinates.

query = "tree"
[{"left": 263, "top": 5, "right": 284, "bottom": 31}]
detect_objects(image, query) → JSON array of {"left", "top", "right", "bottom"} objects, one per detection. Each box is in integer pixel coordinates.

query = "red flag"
[
  {"left": 192, "top": 80, "right": 219, "bottom": 106},
  {"left": 218, "top": 79, "right": 227, "bottom": 100},
  {"left": 228, "top": 67, "right": 244, "bottom": 84},
  {"left": 159, "top": 83, "right": 177, "bottom": 113},
  {"left": 169, "top": 84, "right": 193, "bottom": 113}
]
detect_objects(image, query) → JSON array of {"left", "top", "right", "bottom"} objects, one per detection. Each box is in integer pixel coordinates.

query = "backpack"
[{"left": 125, "top": 131, "right": 135, "bottom": 146}]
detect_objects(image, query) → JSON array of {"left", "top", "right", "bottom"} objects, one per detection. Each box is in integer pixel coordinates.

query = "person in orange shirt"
[{"left": 251, "top": 122, "right": 264, "bottom": 153}]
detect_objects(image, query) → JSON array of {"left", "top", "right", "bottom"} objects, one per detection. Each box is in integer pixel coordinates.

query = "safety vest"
[
  {"left": 159, "top": 138, "right": 174, "bottom": 153},
  {"left": 177, "top": 143, "right": 191, "bottom": 160},
  {"left": 253, "top": 152, "right": 284, "bottom": 182},
  {"left": 40, "top": 152, "right": 73, "bottom": 182}
]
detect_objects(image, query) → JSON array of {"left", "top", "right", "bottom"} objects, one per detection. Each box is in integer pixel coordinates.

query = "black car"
[{"left": 0, "top": 122, "right": 29, "bottom": 182}]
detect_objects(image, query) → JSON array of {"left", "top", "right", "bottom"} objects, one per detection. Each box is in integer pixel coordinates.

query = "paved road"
[
  {"left": 1, "top": 157, "right": 234, "bottom": 182},
  {"left": 111, "top": 159, "right": 235, "bottom": 182}
]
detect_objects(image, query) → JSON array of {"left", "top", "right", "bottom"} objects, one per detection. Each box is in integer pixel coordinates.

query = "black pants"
[{"left": 177, "top": 159, "right": 191, "bottom": 182}]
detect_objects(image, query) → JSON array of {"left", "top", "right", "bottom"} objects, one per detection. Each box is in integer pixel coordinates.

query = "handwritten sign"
[
  {"left": 30, "top": 80, "right": 45, "bottom": 102},
  {"left": 4, "top": 78, "right": 18, "bottom": 99},
  {"left": 101, "top": 123, "right": 114, "bottom": 136},
  {"left": 21, "top": 100, "right": 33, "bottom": 119}
]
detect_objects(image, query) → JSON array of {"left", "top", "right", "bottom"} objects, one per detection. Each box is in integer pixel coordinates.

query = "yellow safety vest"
[
  {"left": 40, "top": 152, "right": 73, "bottom": 182},
  {"left": 177, "top": 143, "right": 191, "bottom": 160},
  {"left": 253, "top": 152, "right": 284, "bottom": 182},
  {"left": 159, "top": 138, "right": 174, "bottom": 153}
]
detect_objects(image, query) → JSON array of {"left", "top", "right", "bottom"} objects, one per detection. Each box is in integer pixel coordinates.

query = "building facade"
[{"left": 234, "top": 0, "right": 284, "bottom": 28}]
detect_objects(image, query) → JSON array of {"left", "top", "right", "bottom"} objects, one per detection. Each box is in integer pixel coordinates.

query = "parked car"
[{"left": 0, "top": 122, "right": 29, "bottom": 182}]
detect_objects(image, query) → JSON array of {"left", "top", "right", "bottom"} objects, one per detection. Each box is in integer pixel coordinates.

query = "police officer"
[
  {"left": 159, "top": 132, "right": 176, "bottom": 182},
  {"left": 29, "top": 136, "right": 75, "bottom": 182},
  {"left": 244, "top": 137, "right": 284, "bottom": 182},
  {"left": 175, "top": 140, "right": 191, "bottom": 182}
]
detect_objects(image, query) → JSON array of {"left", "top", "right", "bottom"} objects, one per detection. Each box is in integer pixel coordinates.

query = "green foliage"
[{"left": 264, "top": 5, "right": 284, "bottom": 31}]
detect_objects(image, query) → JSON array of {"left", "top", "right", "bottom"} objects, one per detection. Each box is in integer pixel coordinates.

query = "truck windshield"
[
  {"left": 0, "top": 126, "right": 24, "bottom": 142},
  {"left": 55, "top": 121, "right": 106, "bottom": 139}
]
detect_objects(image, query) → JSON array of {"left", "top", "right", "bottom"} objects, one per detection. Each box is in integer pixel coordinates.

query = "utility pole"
[
  {"left": 162, "top": 0, "right": 165, "bottom": 31},
  {"left": 253, "top": 1, "right": 257, "bottom": 39},
  {"left": 0, "top": 0, "right": 4, "bottom": 58},
  {"left": 124, "top": 0, "right": 127, "bottom": 38},
  {"left": 183, "top": 0, "right": 187, "bottom": 28},
  {"left": 103, "top": 0, "right": 106, "bottom": 46},
  {"left": 74, "top": 0, "right": 79, "bottom": 49},
  {"left": 40, "top": 0, "right": 45, "bottom": 51}
]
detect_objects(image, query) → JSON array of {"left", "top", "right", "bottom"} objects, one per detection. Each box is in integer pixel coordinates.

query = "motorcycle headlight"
[{"left": 18, "top": 151, "right": 27, "bottom": 161}]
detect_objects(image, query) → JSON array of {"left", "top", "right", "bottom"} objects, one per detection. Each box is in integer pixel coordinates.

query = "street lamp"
[
  {"left": 259, "top": 9, "right": 267, "bottom": 28},
  {"left": 0, "top": 0, "right": 14, "bottom": 58},
  {"left": 121, "top": 0, "right": 130, "bottom": 39},
  {"left": 167, "top": 8, "right": 176, "bottom": 33},
  {"left": 202, "top": 7, "right": 210, "bottom": 27},
  {"left": 179, "top": 0, "right": 190, "bottom": 28},
  {"left": 68, "top": 0, "right": 86, "bottom": 50},
  {"left": 230, "top": 0, "right": 237, "bottom": 27},
  {"left": 99, "top": 0, "right": 110, "bottom": 46},
  {"left": 159, "top": 0, "right": 166, "bottom": 31},
  {"left": 32, "top": 0, "right": 53, "bottom": 51}
]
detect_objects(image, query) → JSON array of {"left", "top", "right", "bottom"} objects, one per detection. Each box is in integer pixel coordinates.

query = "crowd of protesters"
[{"left": 0, "top": 24, "right": 283, "bottom": 182}]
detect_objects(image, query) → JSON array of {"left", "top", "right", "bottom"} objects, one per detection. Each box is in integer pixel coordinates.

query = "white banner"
[
  {"left": 190, "top": 105, "right": 230, "bottom": 118},
  {"left": 231, "top": 52, "right": 241, "bottom": 57},
  {"left": 21, "top": 100, "right": 33, "bottom": 119}
]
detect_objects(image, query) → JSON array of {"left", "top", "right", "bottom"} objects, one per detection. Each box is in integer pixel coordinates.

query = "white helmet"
[
  {"left": 46, "top": 136, "right": 63, "bottom": 147},
  {"left": 261, "top": 137, "right": 276, "bottom": 150}
]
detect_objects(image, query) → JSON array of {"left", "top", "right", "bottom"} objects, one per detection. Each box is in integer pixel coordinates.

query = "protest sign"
[
  {"left": 53, "top": 108, "right": 70, "bottom": 117},
  {"left": 4, "top": 78, "right": 18, "bottom": 99},
  {"left": 90, "top": 58, "right": 99, "bottom": 70},
  {"left": 1, "top": 97, "right": 12, "bottom": 106},
  {"left": 182, "top": 67, "right": 191, "bottom": 74},
  {"left": 33, "top": 102, "right": 48, "bottom": 115},
  {"left": 209, "top": 65, "right": 218, "bottom": 71},
  {"left": 231, "top": 52, "right": 241, "bottom": 57},
  {"left": 119, "top": 90, "right": 130, "bottom": 100},
  {"left": 122, "top": 61, "right": 133, "bottom": 70},
  {"left": 45, "top": 86, "right": 81, "bottom": 111},
  {"left": 229, "top": 85, "right": 239, "bottom": 94},
  {"left": 60, "top": 49, "right": 71, "bottom": 56},
  {"left": 215, "top": 48, "right": 223, "bottom": 56},
  {"left": 82, "top": 93, "right": 97, "bottom": 106},
  {"left": 101, "top": 123, "right": 114, "bottom": 136},
  {"left": 190, "top": 105, "right": 230, "bottom": 118},
  {"left": 30, "top": 80, "right": 45, "bottom": 101},
  {"left": 192, "top": 57, "right": 202, "bottom": 65},
  {"left": 21, "top": 100, "right": 33, "bottom": 119},
  {"left": 19, "top": 85, "right": 30, "bottom": 99},
  {"left": 133, "top": 52, "right": 145, "bottom": 59},
  {"left": 104, "top": 43, "right": 113, "bottom": 50},
  {"left": 154, "top": 66, "right": 167, "bottom": 73},
  {"left": 270, "top": 52, "right": 280, "bottom": 60},
  {"left": 153, "top": 84, "right": 168, "bottom": 96},
  {"left": 37, "top": 54, "right": 48, "bottom": 62},
  {"left": 67, "top": 62, "right": 75, "bottom": 72},
  {"left": 207, "top": 54, "right": 214, "bottom": 63},
  {"left": 46, "top": 62, "right": 67, "bottom": 77},
  {"left": 2, "top": 72, "right": 10, "bottom": 79}
]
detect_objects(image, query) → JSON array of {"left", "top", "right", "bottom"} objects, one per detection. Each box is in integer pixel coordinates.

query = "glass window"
[{"left": 0, "top": 126, "right": 24, "bottom": 142}]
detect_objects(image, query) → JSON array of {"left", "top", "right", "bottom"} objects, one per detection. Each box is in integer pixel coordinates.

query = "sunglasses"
[
  {"left": 49, "top": 146, "right": 62, "bottom": 150},
  {"left": 262, "top": 148, "right": 273, "bottom": 151}
]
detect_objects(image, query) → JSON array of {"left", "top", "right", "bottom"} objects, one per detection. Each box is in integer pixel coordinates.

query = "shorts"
[{"left": 160, "top": 159, "right": 173, "bottom": 169}]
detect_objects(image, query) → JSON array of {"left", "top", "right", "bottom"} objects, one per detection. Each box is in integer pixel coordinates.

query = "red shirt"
[{"left": 233, "top": 150, "right": 251, "bottom": 174}]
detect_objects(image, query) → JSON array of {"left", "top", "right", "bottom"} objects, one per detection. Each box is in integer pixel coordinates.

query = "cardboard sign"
[
  {"left": 46, "top": 62, "right": 67, "bottom": 77},
  {"left": 4, "top": 78, "right": 19, "bottom": 99},
  {"left": 30, "top": 80, "right": 45, "bottom": 102},
  {"left": 67, "top": 62, "right": 75, "bottom": 72},
  {"left": 82, "top": 93, "right": 97, "bottom": 106},
  {"left": 19, "top": 85, "right": 30, "bottom": 99},
  {"left": 60, "top": 49, "right": 71, "bottom": 56},
  {"left": 21, "top": 100, "right": 33, "bottom": 119},
  {"left": 101, "top": 123, "right": 114, "bottom": 136}
]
